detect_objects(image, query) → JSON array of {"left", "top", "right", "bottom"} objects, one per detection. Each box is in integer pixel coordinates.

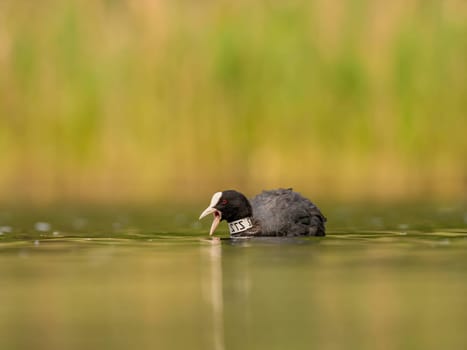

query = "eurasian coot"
[{"left": 199, "top": 188, "right": 326, "bottom": 237}]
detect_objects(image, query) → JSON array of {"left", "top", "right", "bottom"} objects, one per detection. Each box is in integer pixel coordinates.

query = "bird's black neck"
[{"left": 221, "top": 202, "right": 252, "bottom": 223}]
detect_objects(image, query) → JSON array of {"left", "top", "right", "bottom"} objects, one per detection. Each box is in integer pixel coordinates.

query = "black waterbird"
[{"left": 199, "top": 188, "right": 326, "bottom": 237}]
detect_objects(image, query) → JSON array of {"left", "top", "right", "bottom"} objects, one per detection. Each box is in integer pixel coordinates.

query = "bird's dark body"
[{"left": 243, "top": 188, "right": 326, "bottom": 237}]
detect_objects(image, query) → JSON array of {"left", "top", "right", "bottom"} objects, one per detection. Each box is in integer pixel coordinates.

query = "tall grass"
[{"left": 0, "top": 0, "right": 466, "bottom": 203}]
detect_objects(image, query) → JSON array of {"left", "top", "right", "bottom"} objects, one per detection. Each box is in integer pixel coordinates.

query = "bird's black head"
[
  {"left": 214, "top": 190, "right": 252, "bottom": 222},
  {"left": 199, "top": 190, "right": 252, "bottom": 235}
]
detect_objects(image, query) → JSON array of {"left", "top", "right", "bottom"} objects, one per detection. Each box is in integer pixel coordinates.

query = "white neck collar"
[{"left": 228, "top": 217, "right": 253, "bottom": 235}]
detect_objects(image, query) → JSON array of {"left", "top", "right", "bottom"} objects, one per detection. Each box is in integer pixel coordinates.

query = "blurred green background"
[{"left": 0, "top": 0, "right": 466, "bottom": 204}]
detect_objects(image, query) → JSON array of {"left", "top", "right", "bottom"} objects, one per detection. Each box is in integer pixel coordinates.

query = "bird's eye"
[{"left": 221, "top": 199, "right": 228, "bottom": 205}]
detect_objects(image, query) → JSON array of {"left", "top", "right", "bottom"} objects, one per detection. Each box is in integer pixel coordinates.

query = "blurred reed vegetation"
[{"left": 0, "top": 0, "right": 466, "bottom": 203}]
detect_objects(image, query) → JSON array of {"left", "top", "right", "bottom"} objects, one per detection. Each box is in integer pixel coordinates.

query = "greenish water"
[{"left": 1, "top": 204, "right": 466, "bottom": 350}]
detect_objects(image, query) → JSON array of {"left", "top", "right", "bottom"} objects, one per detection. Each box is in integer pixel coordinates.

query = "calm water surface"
[{"left": 0, "top": 204, "right": 466, "bottom": 350}]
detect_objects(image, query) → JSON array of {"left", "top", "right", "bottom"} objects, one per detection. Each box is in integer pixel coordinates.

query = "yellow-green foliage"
[{"left": 0, "top": 0, "right": 466, "bottom": 203}]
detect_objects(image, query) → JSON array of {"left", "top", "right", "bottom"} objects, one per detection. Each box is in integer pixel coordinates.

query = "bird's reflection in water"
[
  {"left": 201, "top": 237, "right": 257, "bottom": 350},
  {"left": 201, "top": 238, "right": 225, "bottom": 350}
]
